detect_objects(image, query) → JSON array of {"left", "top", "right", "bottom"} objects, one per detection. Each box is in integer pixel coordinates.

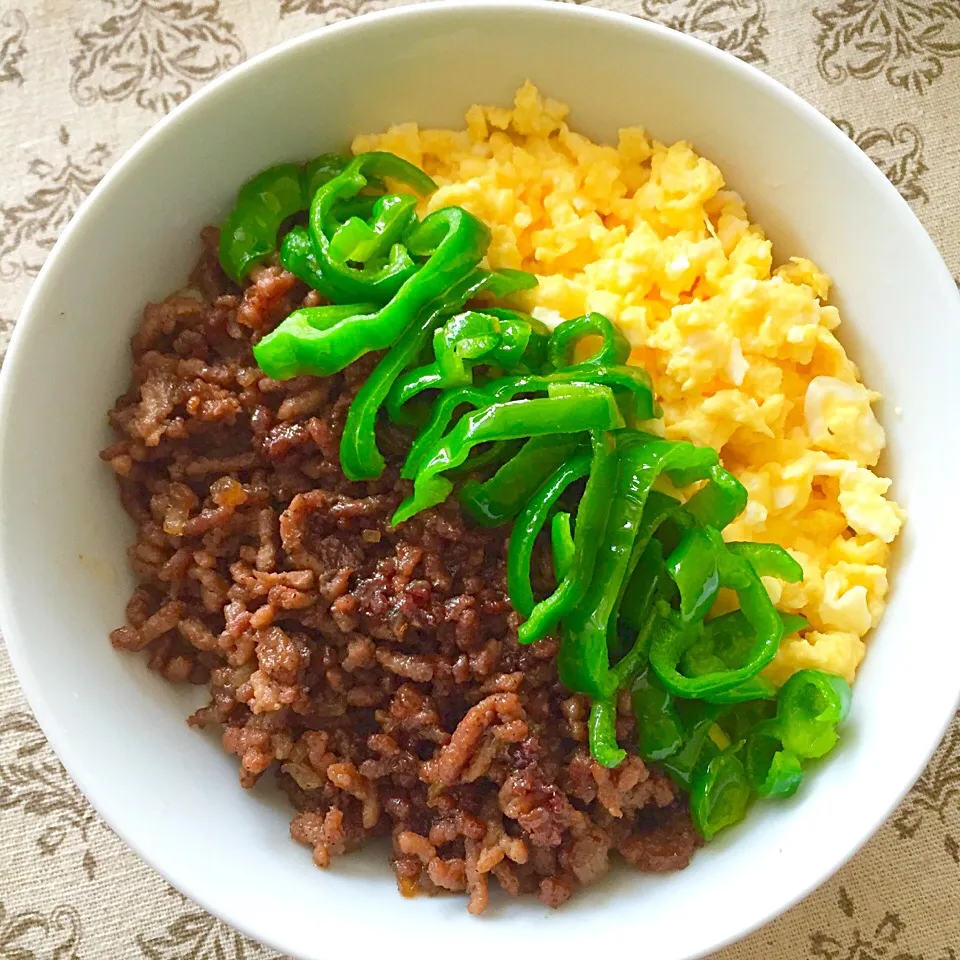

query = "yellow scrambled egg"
[{"left": 354, "top": 83, "right": 905, "bottom": 686}]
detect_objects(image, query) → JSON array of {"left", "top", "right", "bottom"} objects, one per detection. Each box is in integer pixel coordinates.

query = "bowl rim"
[{"left": 1, "top": 2, "right": 958, "bottom": 957}]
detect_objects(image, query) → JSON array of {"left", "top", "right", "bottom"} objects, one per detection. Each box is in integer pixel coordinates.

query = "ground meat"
[{"left": 102, "top": 230, "right": 700, "bottom": 914}]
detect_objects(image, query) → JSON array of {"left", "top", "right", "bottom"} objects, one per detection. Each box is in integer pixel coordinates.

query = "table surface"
[{"left": 0, "top": 1, "right": 958, "bottom": 957}]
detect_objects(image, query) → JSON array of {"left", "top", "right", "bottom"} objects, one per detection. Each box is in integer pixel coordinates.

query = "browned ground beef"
[{"left": 101, "top": 228, "right": 700, "bottom": 914}]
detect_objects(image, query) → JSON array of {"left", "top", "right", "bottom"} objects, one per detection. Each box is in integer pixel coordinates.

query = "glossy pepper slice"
[
  {"left": 776, "top": 669, "right": 852, "bottom": 759},
  {"left": 339, "top": 262, "right": 510, "bottom": 483},
  {"left": 650, "top": 528, "right": 803, "bottom": 700},
  {"left": 680, "top": 611, "right": 808, "bottom": 704},
  {"left": 218, "top": 154, "right": 349, "bottom": 284},
  {"left": 548, "top": 313, "right": 631, "bottom": 368},
  {"left": 588, "top": 698, "right": 626, "bottom": 769},
  {"left": 393, "top": 385, "right": 625, "bottom": 525},
  {"left": 661, "top": 700, "right": 724, "bottom": 790},
  {"left": 485, "top": 362, "right": 659, "bottom": 425},
  {"left": 257, "top": 203, "right": 489, "bottom": 396},
  {"left": 690, "top": 749, "right": 752, "bottom": 841},
  {"left": 307, "top": 151, "right": 437, "bottom": 304},
  {"left": 744, "top": 720, "right": 804, "bottom": 798},
  {"left": 558, "top": 434, "right": 732, "bottom": 706},
  {"left": 557, "top": 436, "right": 708, "bottom": 704},
  {"left": 550, "top": 511, "right": 576, "bottom": 582},
  {"left": 459, "top": 434, "right": 584, "bottom": 527},
  {"left": 517, "top": 431, "right": 619, "bottom": 646},
  {"left": 632, "top": 665, "right": 684, "bottom": 763},
  {"left": 506, "top": 452, "right": 593, "bottom": 618},
  {"left": 387, "top": 308, "right": 549, "bottom": 419},
  {"left": 328, "top": 193, "right": 418, "bottom": 264}
]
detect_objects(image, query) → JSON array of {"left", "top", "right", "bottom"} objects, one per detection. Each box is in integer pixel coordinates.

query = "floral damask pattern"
[
  {"left": 892, "top": 719, "right": 960, "bottom": 864},
  {"left": 0, "top": 711, "right": 100, "bottom": 880},
  {"left": 136, "top": 912, "right": 281, "bottom": 960},
  {"left": 278, "top": 0, "right": 386, "bottom": 19},
  {"left": 814, "top": 0, "right": 960, "bottom": 94},
  {"left": 0, "top": 127, "right": 111, "bottom": 283},
  {"left": 0, "top": 899, "right": 82, "bottom": 960},
  {"left": 834, "top": 118, "right": 928, "bottom": 203},
  {"left": 809, "top": 888, "right": 957, "bottom": 960},
  {"left": 638, "top": 0, "right": 769, "bottom": 62},
  {"left": 70, "top": 0, "right": 245, "bottom": 114},
  {"left": 0, "top": 10, "right": 27, "bottom": 85}
]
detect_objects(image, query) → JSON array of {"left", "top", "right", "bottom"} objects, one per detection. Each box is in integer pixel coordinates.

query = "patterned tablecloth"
[{"left": 0, "top": 1, "right": 958, "bottom": 957}]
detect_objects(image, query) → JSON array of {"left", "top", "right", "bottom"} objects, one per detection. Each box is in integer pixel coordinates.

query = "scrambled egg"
[{"left": 354, "top": 83, "right": 904, "bottom": 686}]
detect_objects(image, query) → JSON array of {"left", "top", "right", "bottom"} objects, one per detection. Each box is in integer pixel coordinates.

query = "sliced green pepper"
[
  {"left": 589, "top": 698, "right": 626, "bottom": 769},
  {"left": 632, "top": 666, "right": 684, "bottom": 762},
  {"left": 307, "top": 151, "right": 437, "bottom": 304},
  {"left": 548, "top": 313, "right": 631, "bottom": 369},
  {"left": 459, "top": 434, "right": 584, "bottom": 527},
  {"left": 661, "top": 700, "right": 723, "bottom": 790},
  {"left": 506, "top": 453, "right": 593, "bottom": 618},
  {"left": 520, "top": 431, "right": 618, "bottom": 647},
  {"left": 550, "top": 511, "right": 576, "bottom": 583},
  {"left": 485, "top": 362, "right": 659, "bottom": 425},
  {"left": 219, "top": 155, "right": 350, "bottom": 284},
  {"left": 387, "top": 308, "right": 549, "bottom": 419},
  {"left": 690, "top": 749, "right": 751, "bottom": 841},
  {"left": 256, "top": 206, "right": 490, "bottom": 383},
  {"left": 744, "top": 720, "right": 804, "bottom": 798},
  {"left": 650, "top": 528, "right": 797, "bottom": 700},
  {"left": 394, "top": 385, "right": 624, "bottom": 525},
  {"left": 777, "top": 669, "right": 852, "bottom": 759}
]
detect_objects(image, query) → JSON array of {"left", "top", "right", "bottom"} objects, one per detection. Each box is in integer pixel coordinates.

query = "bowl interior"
[{"left": 2, "top": 4, "right": 959, "bottom": 959}]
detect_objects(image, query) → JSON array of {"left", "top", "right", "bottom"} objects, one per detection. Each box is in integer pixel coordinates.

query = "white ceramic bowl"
[{"left": 2, "top": 3, "right": 958, "bottom": 958}]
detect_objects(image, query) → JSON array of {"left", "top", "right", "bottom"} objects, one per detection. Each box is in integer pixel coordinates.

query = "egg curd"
[{"left": 354, "top": 82, "right": 903, "bottom": 686}]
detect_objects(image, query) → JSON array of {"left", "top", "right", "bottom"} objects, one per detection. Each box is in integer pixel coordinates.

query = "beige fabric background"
[{"left": 0, "top": 0, "right": 958, "bottom": 957}]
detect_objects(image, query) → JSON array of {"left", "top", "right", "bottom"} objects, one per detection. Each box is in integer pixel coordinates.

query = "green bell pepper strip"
[
  {"left": 667, "top": 527, "right": 720, "bottom": 624},
  {"left": 650, "top": 528, "right": 799, "bottom": 701},
  {"left": 776, "top": 669, "right": 852, "bottom": 759},
  {"left": 245, "top": 303, "right": 379, "bottom": 381},
  {"left": 308, "top": 152, "right": 437, "bottom": 304},
  {"left": 589, "top": 698, "right": 627, "bottom": 769},
  {"left": 459, "top": 434, "right": 584, "bottom": 527},
  {"left": 401, "top": 386, "right": 492, "bottom": 481},
  {"left": 551, "top": 511, "right": 575, "bottom": 583},
  {"left": 520, "top": 431, "right": 619, "bottom": 647},
  {"left": 394, "top": 385, "right": 624, "bottom": 525},
  {"left": 328, "top": 193, "right": 418, "bottom": 264},
  {"left": 744, "top": 720, "right": 804, "bottom": 798},
  {"left": 683, "top": 464, "right": 749, "bottom": 530},
  {"left": 727, "top": 541, "right": 804, "bottom": 582},
  {"left": 387, "top": 309, "right": 550, "bottom": 420},
  {"left": 258, "top": 207, "right": 490, "bottom": 381},
  {"left": 564, "top": 434, "right": 736, "bottom": 699},
  {"left": 559, "top": 434, "right": 717, "bottom": 701},
  {"left": 484, "top": 362, "right": 659, "bottom": 424},
  {"left": 446, "top": 439, "right": 523, "bottom": 481},
  {"left": 679, "top": 611, "right": 809, "bottom": 704},
  {"left": 632, "top": 665, "right": 684, "bottom": 762},
  {"left": 279, "top": 198, "right": 383, "bottom": 292},
  {"left": 218, "top": 158, "right": 338, "bottom": 284},
  {"left": 720, "top": 699, "right": 776, "bottom": 743},
  {"left": 342, "top": 264, "right": 506, "bottom": 483},
  {"left": 661, "top": 699, "right": 723, "bottom": 790},
  {"left": 472, "top": 268, "right": 539, "bottom": 299},
  {"left": 219, "top": 154, "right": 352, "bottom": 284},
  {"left": 302, "top": 153, "right": 351, "bottom": 199},
  {"left": 506, "top": 452, "right": 593, "bottom": 617},
  {"left": 612, "top": 537, "right": 669, "bottom": 673},
  {"left": 279, "top": 226, "right": 326, "bottom": 292},
  {"left": 548, "top": 313, "right": 631, "bottom": 369},
  {"left": 690, "top": 749, "right": 751, "bottom": 840}
]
